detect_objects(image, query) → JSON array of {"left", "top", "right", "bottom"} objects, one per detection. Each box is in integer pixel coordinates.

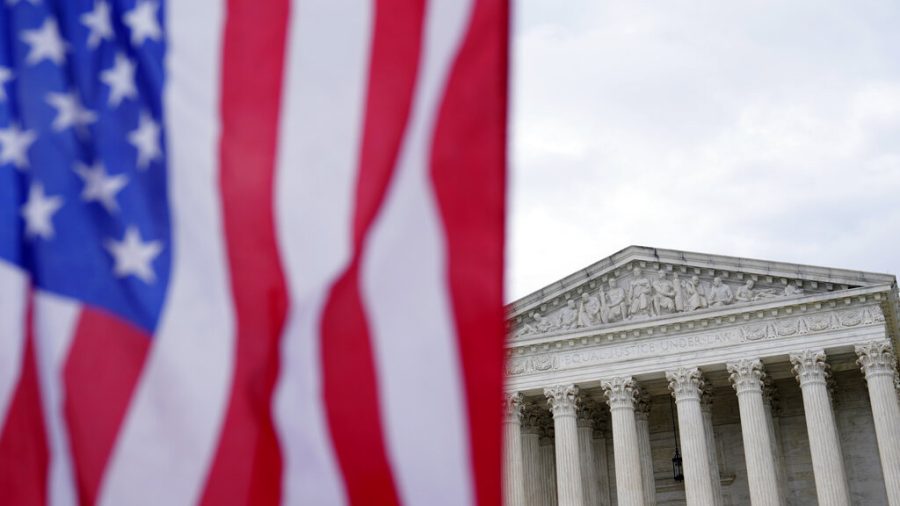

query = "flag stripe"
[
  {"left": 358, "top": 1, "right": 477, "bottom": 504},
  {"left": 97, "top": 1, "right": 235, "bottom": 503},
  {"left": 0, "top": 296, "right": 48, "bottom": 505},
  {"left": 273, "top": 1, "right": 373, "bottom": 504},
  {"left": 317, "top": 0, "right": 430, "bottom": 502},
  {"left": 32, "top": 293, "right": 79, "bottom": 506},
  {"left": 0, "top": 265, "right": 27, "bottom": 425},
  {"left": 200, "top": 0, "right": 290, "bottom": 503},
  {"left": 63, "top": 310, "right": 149, "bottom": 505},
  {"left": 429, "top": 2, "right": 509, "bottom": 504}
]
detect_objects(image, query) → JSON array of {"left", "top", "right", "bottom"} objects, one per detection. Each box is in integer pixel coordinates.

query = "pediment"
[{"left": 507, "top": 246, "right": 897, "bottom": 340}]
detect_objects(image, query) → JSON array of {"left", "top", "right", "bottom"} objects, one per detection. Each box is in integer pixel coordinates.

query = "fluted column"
[
  {"left": 762, "top": 379, "right": 788, "bottom": 504},
  {"left": 601, "top": 376, "right": 645, "bottom": 506},
  {"left": 727, "top": 359, "right": 782, "bottom": 506},
  {"left": 667, "top": 367, "right": 716, "bottom": 506},
  {"left": 539, "top": 422, "right": 559, "bottom": 506},
  {"left": 545, "top": 384, "right": 584, "bottom": 506},
  {"left": 504, "top": 392, "right": 526, "bottom": 506},
  {"left": 790, "top": 349, "right": 851, "bottom": 506},
  {"left": 634, "top": 390, "right": 656, "bottom": 506},
  {"left": 522, "top": 405, "right": 544, "bottom": 506},
  {"left": 856, "top": 341, "right": 900, "bottom": 506},
  {"left": 578, "top": 400, "right": 602, "bottom": 506},
  {"left": 699, "top": 385, "right": 723, "bottom": 506},
  {"left": 592, "top": 422, "right": 612, "bottom": 506}
]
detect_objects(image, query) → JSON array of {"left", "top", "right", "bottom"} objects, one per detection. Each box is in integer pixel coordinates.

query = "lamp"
[{"left": 670, "top": 396, "right": 684, "bottom": 482}]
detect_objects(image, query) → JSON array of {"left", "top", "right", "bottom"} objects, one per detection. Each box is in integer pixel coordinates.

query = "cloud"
[{"left": 509, "top": 1, "right": 900, "bottom": 300}]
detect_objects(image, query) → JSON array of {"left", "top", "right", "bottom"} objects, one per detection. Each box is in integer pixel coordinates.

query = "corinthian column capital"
[
  {"left": 601, "top": 376, "right": 638, "bottom": 411},
  {"left": 634, "top": 387, "right": 651, "bottom": 421},
  {"left": 790, "top": 349, "right": 829, "bottom": 386},
  {"left": 666, "top": 367, "right": 705, "bottom": 401},
  {"left": 856, "top": 341, "right": 898, "bottom": 379},
  {"left": 727, "top": 358, "right": 766, "bottom": 395},
  {"left": 503, "top": 391, "right": 524, "bottom": 423},
  {"left": 544, "top": 384, "right": 580, "bottom": 417}
]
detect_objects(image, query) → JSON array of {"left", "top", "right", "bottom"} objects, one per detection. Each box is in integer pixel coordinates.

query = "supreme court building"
[{"left": 503, "top": 246, "right": 900, "bottom": 506}]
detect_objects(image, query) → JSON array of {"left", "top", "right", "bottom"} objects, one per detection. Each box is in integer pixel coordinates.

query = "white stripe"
[
  {"left": 359, "top": 0, "right": 476, "bottom": 505},
  {"left": 273, "top": 0, "right": 373, "bottom": 504},
  {"left": 0, "top": 263, "right": 27, "bottom": 425},
  {"left": 32, "top": 292, "right": 79, "bottom": 506},
  {"left": 98, "top": 1, "right": 233, "bottom": 504}
]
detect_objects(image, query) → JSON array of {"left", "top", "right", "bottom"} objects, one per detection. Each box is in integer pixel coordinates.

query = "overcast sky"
[{"left": 508, "top": 0, "right": 900, "bottom": 301}]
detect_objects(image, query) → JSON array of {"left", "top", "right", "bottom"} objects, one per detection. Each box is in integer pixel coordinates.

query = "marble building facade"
[{"left": 503, "top": 246, "right": 900, "bottom": 506}]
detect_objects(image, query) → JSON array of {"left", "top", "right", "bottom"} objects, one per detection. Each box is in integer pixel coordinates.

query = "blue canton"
[{"left": 0, "top": 0, "right": 171, "bottom": 333}]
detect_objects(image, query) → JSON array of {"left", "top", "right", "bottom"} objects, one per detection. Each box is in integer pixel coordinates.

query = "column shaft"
[
  {"left": 578, "top": 420, "right": 601, "bottom": 506},
  {"left": 546, "top": 385, "right": 584, "bottom": 506},
  {"left": 592, "top": 430, "right": 612, "bottom": 506},
  {"left": 540, "top": 435, "right": 559, "bottom": 506},
  {"left": 728, "top": 359, "right": 781, "bottom": 506},
  {"left": 635, "top": 393, "right": 656, "bottom": 506},
  {"left": 762, "top": 382, "right": 788, "bottom": 504},
  {"left": 602, "top": 377, "right": 645, "bottom": 506},
  {"left": 522, "top": 426, "right": 542, "bottom": 506},
  {"left": 700, "top": 388, "right": 723, "bottom": 506},
  {"left": 791, "top": 350, "right": 851, "bottom": 506},
  {"left": 667, "top": 368, "right": 716, "bottom": 506},
  {"left": 504, "top": 392, "right": 526, "bottom": 506},
  {"left": 856, "top": 342, "right": 900, "bottom": 506}
]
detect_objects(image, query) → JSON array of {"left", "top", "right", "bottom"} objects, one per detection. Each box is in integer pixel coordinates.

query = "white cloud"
[{"left": 509, "top": 0, "right": 900, "bottom": 300}]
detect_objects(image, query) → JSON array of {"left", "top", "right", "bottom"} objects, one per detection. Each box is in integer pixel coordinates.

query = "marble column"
[
  {"left": 856, "top": 341, "right": 900, "bottom": 506},
  {"left": 522, "top": 405, "right": 544, "bottom": 506},
  {"left": 504, "top": 392, "right": 526, "bottom": 506},
  {"left": 545, "top": 384, "right": 584, "bottom": 506},
  {"left": 699, "top": 385, "right": 723, "bottom": 506},
  {"left": 634, "top": 389, "right": 656, "bottom": 506},
  {"left": 601, "top": 376, "right": 645, "bottom": 506},
  {"left": 592, "top": 422, "right": 612, "bottom": 506},
  {"left": 540, "top": 428, "right": 559, "bottom": 506},
  {"left": 762, "top": 379, "right": 788, "bottom": 505},
  {"left": 666, "top": 367, "right": 717, "bottom": 506},
  {"left": 727, "top": 359, "right": 781, "bottom": 506},
  {"left": 790, "top": 349, "right": 851, "bottom": 506},
  {"left": 577, "top": 400, "right": 602, "bottom": 506}
]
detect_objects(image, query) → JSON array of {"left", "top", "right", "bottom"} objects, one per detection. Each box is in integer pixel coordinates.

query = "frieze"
[
  {"left": 506, "top": 306, "right": 886, "bottom": 377},
  {"left": 509, "top": 265, "right": 838, "bottom": 339}
]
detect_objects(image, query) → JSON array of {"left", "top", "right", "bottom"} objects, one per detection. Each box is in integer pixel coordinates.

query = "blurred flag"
[{"left": 0, "top": 0, "right": 507, "bottom": 504}]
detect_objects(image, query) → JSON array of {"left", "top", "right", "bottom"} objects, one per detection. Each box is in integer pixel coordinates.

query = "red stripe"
[
  {"left": 0, "top": 298, "right": 49, "bottom": 505},
  {"left": 200, "top": 0, "right": 290, "bottom": 503},
  {"left": 63, "top": 308, "right": 149, "bottom": 505},
  {"left": 320, "top": 1, "right": 424, "bottom": 503},
  {"left": 429, "top": 1, "right": 509, "bottom": 505}
]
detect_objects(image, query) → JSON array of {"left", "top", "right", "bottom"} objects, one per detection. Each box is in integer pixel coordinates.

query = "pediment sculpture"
[{"left": 512, "top": 267, "right": 813, "bottom": 339}]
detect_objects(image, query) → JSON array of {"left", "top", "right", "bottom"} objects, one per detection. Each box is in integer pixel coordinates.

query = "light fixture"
[{"left": 670, "top": 396, "right": 684, "bottom": 482}]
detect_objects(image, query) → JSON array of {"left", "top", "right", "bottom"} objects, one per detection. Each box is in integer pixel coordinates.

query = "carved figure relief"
[
  {"left": 602, "top": 278, "right": 627, "bottom": 323},
  {"left": 578, "top": 292, "right": 602, "bottom": 327},
  {"left": 708, "top": 277, "right": 734, "bottom": 307},
  {"left": 627, "top": 267, "right": 653, "bottom": 319}
]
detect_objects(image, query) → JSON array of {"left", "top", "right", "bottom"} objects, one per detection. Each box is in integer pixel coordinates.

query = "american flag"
[{"left": 0, "top": 0, "right": 508, "bottom": 504}]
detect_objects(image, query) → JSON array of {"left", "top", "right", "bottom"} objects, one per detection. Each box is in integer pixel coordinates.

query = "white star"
[
  {"left": 21, "top": 183, "right": 63, "bottom": 240},
  {"left": 0, "top": 67, "right": 12, "bottom": 102},
  {"left": 47, "top": 91, "right": 97, "bottom": 132},
  {"left": 105, "top": 226, "right": 163, "bottom": 283},
  {"left": 21, "top": 18, "right": 67, "bottom": 66},
  {"left": 75, "top": 162, "right": 128, "bottom": 213},
  {"left": 81, "top": 0, "right": 114, "bottom": 49},
  {"left": 0, "top": 123, "right": 37, "bottom": 169},
  {"left": 128, "top": 112, "right": 161, "bottom": 169},
  {"left": 123, "top": 0, "right": 161, "bottom": 46},
  {"left": 100, "top": 53, "right": 137, "bottom": 107}
]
